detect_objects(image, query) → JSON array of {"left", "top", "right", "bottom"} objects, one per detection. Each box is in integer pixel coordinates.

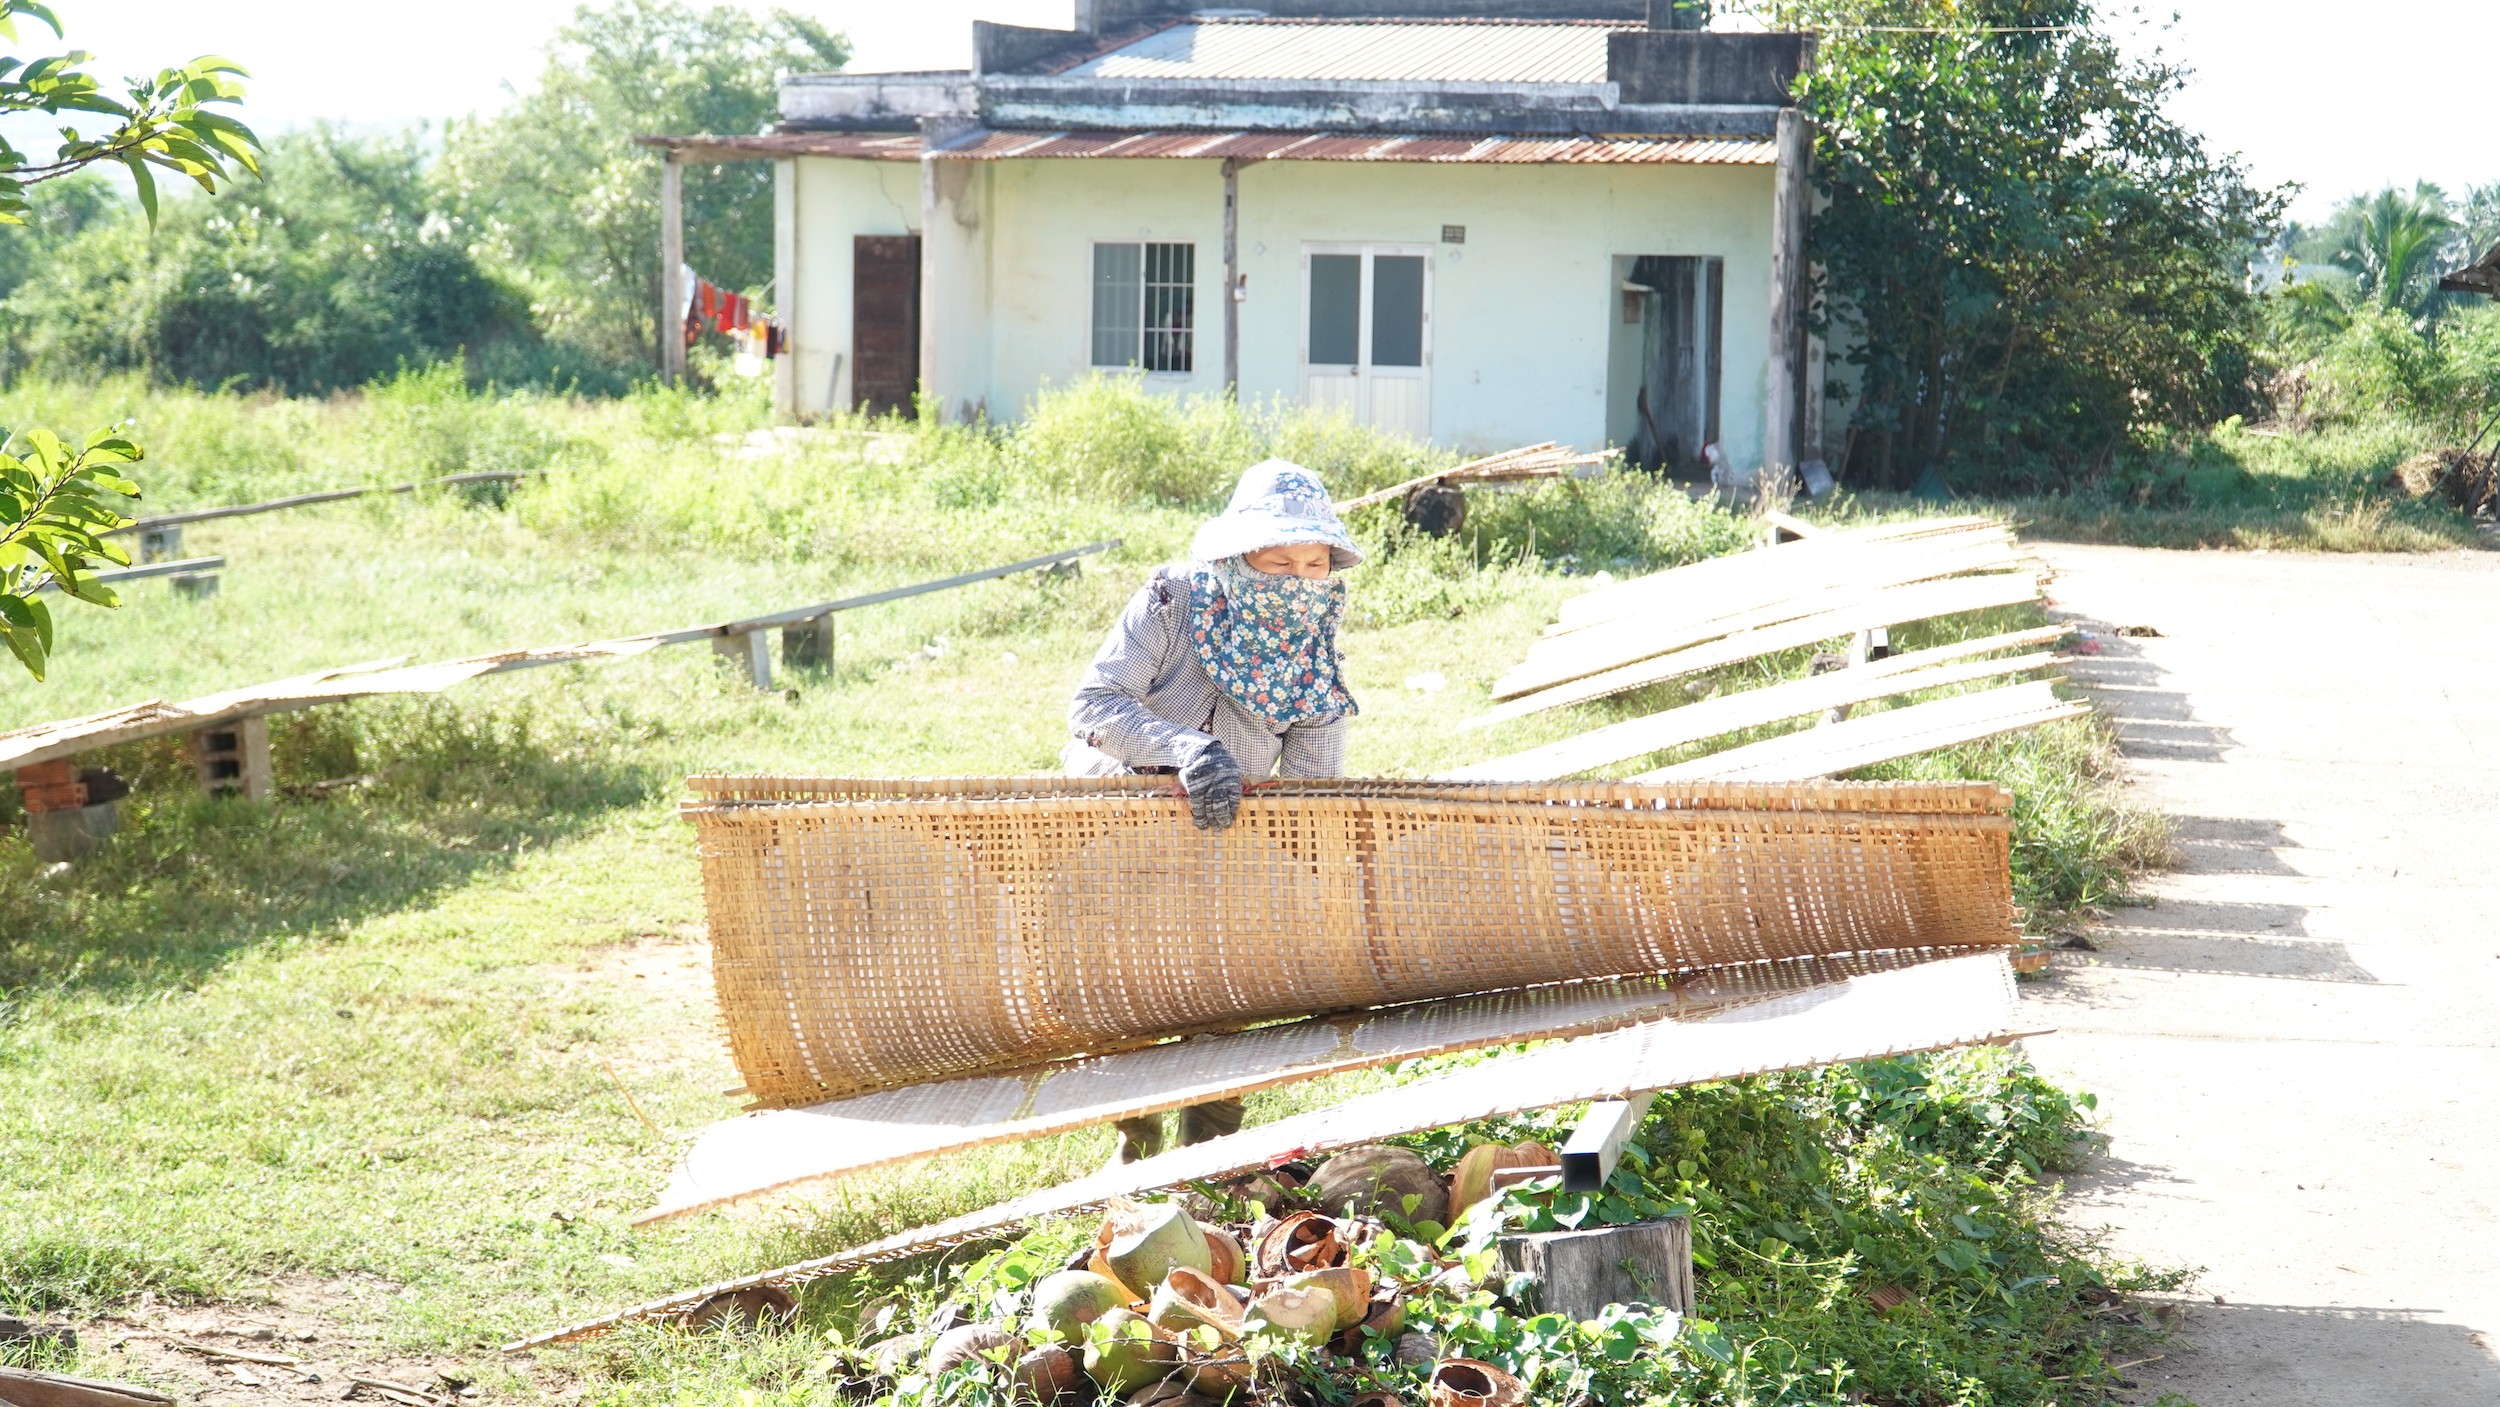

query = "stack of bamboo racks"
[
  {"left": 1335, "top": 442, "right": 1619, "bottom": 514},
  {"left": 1443, "top": 517, "right": 2086, "bottom": 783}
]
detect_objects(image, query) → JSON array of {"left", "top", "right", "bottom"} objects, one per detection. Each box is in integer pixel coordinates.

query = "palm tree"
[{"left": 2332, "top": 183, "right": 2456, "bottom": 315}]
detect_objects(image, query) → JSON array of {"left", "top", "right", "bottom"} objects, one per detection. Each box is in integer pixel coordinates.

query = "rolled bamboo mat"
[
  {"left": 686, "top": 776, "right": 2019, "bottom": 1108},
  {"left": 508, "top": 948, "right": 2028, "bottom": 1349}
]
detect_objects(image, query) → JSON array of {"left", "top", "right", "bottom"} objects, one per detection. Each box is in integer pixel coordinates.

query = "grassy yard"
[{"left": 2, "top": 378, "right": 2173, "bottom": 1405}]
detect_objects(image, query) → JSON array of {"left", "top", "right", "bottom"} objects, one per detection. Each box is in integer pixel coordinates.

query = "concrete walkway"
[{"left": 2024, "top": 544, "right": 2500, "bottom": 1404}]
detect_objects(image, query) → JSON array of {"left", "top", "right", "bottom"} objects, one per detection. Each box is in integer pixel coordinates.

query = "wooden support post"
[
  {"left": 192, "top": 716, "right": 273, "bottom": 799},
  {"left": 660, "top": 155, "right": 687, "bottom": 387},
  {"left": 1559, "top": 1090, "right": 1656, "bottom": 1193},
  {"left": 1495, "top": 1219, "right": 1693, "bottom": 1318},
  {"left": 137, "top": 523, "right": 182, "bottom": 563},
  {"left": 1222, "top": 156, "right": 1242, "bottom": 400},
  {"left": 782, "top": 615, "right": 835, "bottom": 672},
  {"left": 1764, "top": 107, "right": 1810, "bottom": 492},
  {"left": 1822, "top": 628, "right": 1873, "bottom": 726},
  {"left": 714, "top": 630, "right": 772, "bottom": 690}
]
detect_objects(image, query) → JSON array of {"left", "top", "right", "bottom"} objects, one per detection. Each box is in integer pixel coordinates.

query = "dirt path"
[{"left": 2026, "top": 544, "right": 2500, "bottom": 1404}]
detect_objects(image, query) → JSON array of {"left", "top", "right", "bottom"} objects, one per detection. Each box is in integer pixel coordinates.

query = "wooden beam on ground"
[
  {"left": 34, "top": 556, "right": 223, "bottom": 592},
  {"left": 1437, "top": 628, "right": 2062, "bottom": 782},
  {"left": 1636, "top": 679, "right": 2088, "bottom": 782},
  {"left": 0, "top": 540, "right": 1122, "bottom": 775},
  {"left": 105, "top": 472, "right": 531, "bottom": 536},
  {"left": 1559, "top": 1090, "right": 1656, "bottom": 1192},
  {"left": 1472, "top": 572, "right": 2048, "bottom": 727},
  {"left": 0, "top": 1364, "right": 176, "bottom": 1407}
]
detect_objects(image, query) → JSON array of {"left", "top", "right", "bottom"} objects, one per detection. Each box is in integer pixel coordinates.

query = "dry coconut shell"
[
  {"left": 1252, "top": 1211, "right": 1347, "bottom": 1278},
  {"left": 1428, "top": 1359, "right": 1527, "bottom": 1407},
  {"left": 1014, "top": 1344, "right": 1084, "bottom": 1405},
  {"left": 1199, "top": 1223, "right": 1246, "bottom": 1285},
  {"left": 1448, "top": 1142, "right": 1558, "bottom": 1218},
  {"left": 1273, "top": 1266, "right": 1372, "bottom": 1332},
  {"left": 679, "top": 1284, "right": 797, "bottom": 1334},
  {"left": 927, "top": 1325, "right": 1024, "bottom": 1377},
  {"left": 1147, "top": 1267, "right": 1245, "bottom": 1342},
  {"left": 1243, "top": 1284, "right": 1338, "bottom": 1348},
  {"left": 1349, "top": 1394, "right": 1405, "bottom": 1407},
  {"left": 1392, "top": 1332, "right": 1440, "bottom": 1369},
  {"left": 1309, "top": 1146, "right": 1450, "bottom": 1228}
]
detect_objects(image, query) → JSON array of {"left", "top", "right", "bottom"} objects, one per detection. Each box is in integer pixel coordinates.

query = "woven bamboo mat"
[
  {"left": 508, "top": 949, "right": 2030, "bottom": 1349},
  {"left": 685, "top": 777, "right": 2020, "bottom": 1109}
]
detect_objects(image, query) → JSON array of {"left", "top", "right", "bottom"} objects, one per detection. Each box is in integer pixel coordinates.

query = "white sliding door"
[{"left": 1301, "top": 244, "right": 1431, "bottom": 440}]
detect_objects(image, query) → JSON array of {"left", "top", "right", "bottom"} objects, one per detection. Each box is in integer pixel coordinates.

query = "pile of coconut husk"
[
  {"left": 828, "top": 1141, "right": 1575, "bottom": 1407},
  {"left": 2389, "top": 447, "right": 2500, "bottom": 517}
]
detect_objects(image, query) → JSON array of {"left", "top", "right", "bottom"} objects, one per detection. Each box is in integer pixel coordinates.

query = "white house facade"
[{"left": 649, "top": 1, "right": 1818, "bottom": 479}]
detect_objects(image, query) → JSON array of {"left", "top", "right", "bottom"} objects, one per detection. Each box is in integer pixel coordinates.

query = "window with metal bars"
[{"left": 1091, "top": 242, "right": 1194, "bottom": 373}]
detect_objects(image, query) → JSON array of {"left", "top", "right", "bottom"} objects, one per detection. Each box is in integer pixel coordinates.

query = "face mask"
[{"left": 1184, "top": 557, "right": 1358, "bottom": 728}]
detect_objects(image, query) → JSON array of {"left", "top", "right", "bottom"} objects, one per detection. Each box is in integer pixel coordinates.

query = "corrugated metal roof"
[
  {"left": 934, "top": 129, "right": 1775, "bottom": 165},
  {"left": 1062, "top": 19, "right": 1623, "bottom": 85}
]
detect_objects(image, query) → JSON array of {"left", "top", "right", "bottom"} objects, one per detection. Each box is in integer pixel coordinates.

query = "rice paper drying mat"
[{"left": 684, "top": 775, "right": 2022, "bottom": 1109}]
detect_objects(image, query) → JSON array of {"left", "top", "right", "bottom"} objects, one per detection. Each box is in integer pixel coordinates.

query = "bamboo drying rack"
[{"left": 685, "top": 775, "right": 2021, "bottom": 1109}]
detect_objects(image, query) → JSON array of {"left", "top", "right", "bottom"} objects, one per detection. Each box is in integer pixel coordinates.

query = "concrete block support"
[
  {"left": 137, "top": 524, "right": 184, "bottom": 563},
  {"left": 782, "top": 616, "right": 836, "bottom": 672},
  {"left": 192, "top": 716, "right": 274, "bottom": 799},
  {"left": 714, "top": 630, "right": 774, "bottom": 690}
]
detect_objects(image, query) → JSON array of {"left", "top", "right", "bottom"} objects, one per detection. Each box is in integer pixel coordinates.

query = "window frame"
[{"left": 1090, "top": 239, "right": 1197, "bottom": 376}]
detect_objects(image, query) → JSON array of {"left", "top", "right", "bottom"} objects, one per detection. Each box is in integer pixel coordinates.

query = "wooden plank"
[
  {"left": 1636, "top": 680, "right": 2088, "bottom": 782},
  {"left": 1473, "top": 572, "right": 2047, "bottom": 727},
  {"left": 1495, "top": 1219, "right": 1692, "bottom": 1317},
  {"left": 105, "top": 473, "right": 528, "bottom": 536},
  {"left": 716, "top": 539, "right": 1119, "bottom": 634},
  {"left": 1559, "top": 1091, "right": 1656, "bottom": 1192},
  {"left": 33, "top": 556, "right": 223, "bottom": 592},
  {"left": 1439, "top": 630, "right": 2062, "bottom": 782},
  {"left": 660, "top": 157, "right": 685, "bottom": 385},
  {"left": 0, "top": 1364, "right": 176, "bottom": 1407},
  {"left": 1551, "top": 517, "right": 2007, "bottom": 635},
  {"left": 0, "top": 542, "right": 1121, "bottom": 774},
  {"left": 1506, "top": 534, "right": 2027, "bottom": 697}
]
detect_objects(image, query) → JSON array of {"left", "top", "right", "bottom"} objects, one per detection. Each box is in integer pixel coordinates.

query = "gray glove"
[{"left": 1177, "top": 738, "right": 1243, "bottom": 831}]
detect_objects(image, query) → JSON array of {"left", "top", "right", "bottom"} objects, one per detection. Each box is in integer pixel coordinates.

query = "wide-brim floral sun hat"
[{"left": 1188, "top": 459, "right": 1365, "bottom": 569}]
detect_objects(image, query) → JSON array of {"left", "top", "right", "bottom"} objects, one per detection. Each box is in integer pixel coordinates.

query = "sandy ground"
[{"left": 2025, "top": 544, "right": 2500, "bottom": 1404}]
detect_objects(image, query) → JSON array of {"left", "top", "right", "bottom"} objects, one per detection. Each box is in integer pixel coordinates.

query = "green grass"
[
  {"left": 1989, "top": 420, "right": 2486, "bottom": 551},
  {"left": 0, "top": 376, "right": 2170, "bottom": 1403}
]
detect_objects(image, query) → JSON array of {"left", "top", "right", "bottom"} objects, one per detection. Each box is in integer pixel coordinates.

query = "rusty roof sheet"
[
  {"left": 935, "top": 129, "right": 1773, "bottom": 164},
  {"left": 634, "top": 132, "right": 923, "bottom": 162},
  {"left": 1061, "top": 18, "right": 1624, "bottom": 84}
]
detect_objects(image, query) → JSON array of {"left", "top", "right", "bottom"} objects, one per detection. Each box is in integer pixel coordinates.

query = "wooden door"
[{"left": 853, "top": 235, "right": 921, "bottom": 416}]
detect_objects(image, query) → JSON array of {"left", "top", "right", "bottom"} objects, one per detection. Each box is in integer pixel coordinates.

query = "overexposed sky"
[{"left": 15, "top": 0, "right": 2495, "bottom": 221}]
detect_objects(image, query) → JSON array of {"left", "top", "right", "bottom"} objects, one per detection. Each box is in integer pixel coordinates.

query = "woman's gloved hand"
[{"left": 1177, "top": 738, "right": 1243, "bottom": 831}]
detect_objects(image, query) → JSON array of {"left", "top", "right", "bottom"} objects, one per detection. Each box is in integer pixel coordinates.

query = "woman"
[{"left": 1065, "top": 458, "right": 1362, "bottom": 1160}]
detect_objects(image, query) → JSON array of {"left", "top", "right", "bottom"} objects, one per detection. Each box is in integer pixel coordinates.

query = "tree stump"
[{"left": 1494, "top": 1218, "right": 1692, "bottom": 1319}]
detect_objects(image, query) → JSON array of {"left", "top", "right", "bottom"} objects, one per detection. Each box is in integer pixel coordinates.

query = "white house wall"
[
  {"left": 921, "top": 155, "right": 1773, "bottom": 463},
  {"left": 778, "top": 156, "right": 923, "bottom": 418}
]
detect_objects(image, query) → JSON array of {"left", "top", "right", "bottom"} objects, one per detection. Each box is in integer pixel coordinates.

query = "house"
[
  {"left": 644, "top": 0, "right": 1820, "bottom": 478},
  {"left": 2442, "top": 242, "right": 2500, "bottom": 300}
]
